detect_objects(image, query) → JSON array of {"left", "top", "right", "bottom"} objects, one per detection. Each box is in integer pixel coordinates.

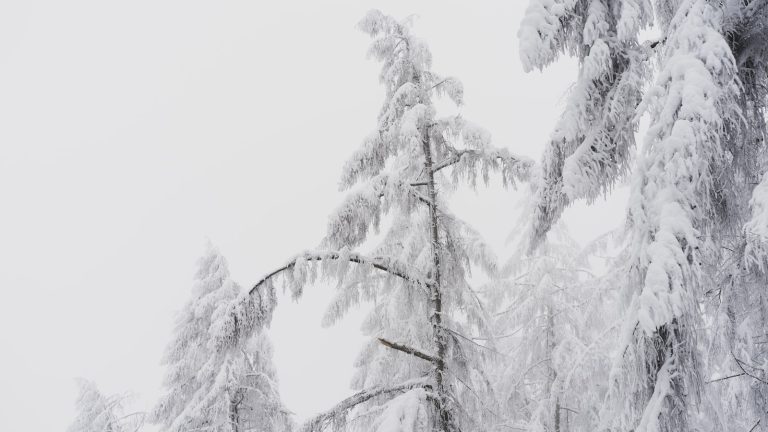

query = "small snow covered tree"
[
  {"left": 518, "top": 0, "right": 652, "bottom": 247},
  {"left": 68, "top": 379, "right": 144, "bottom": 432},
  {"left": 151, "top": 244, "right": 291, "bottom": 432}
]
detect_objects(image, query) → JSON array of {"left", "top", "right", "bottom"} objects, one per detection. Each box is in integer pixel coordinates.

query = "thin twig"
[
  {"left": 731, "top": 350, "right": 768, "bottom": 386},
  {"left": 705, "top": 372, "right": 746, "bottom": 384}
]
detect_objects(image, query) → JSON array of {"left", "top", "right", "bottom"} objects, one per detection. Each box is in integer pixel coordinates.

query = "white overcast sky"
[{"left": 0, "top": 1, "right": 629, "bottom": 430}]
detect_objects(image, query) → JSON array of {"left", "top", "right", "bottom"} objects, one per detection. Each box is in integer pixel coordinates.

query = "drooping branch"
[
  {"left": 432, "top": 148, "right": 530, "bottom": 175},
  {"left": 300, "top": 379, "right": 430, "bottom": 432},
  {"left": 377, "top": 338, "right": 439, "bottom": 363},
  {"left": 247, "top": 251, "right": 435, "bottom": 297}
]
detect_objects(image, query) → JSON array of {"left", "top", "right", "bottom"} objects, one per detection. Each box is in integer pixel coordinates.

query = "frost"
[{"left": 373, "top": 389, "right": 428, "bottom": 432}]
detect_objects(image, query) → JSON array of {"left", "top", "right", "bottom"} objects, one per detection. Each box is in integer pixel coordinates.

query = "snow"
[
  {"left": 635, "top": 356, "right": 675, "bottom": 432},
  {"left": 373, "top": 389, "right": 428, "bottom": 432},
  {"left": 518, "top": 0, "right": 577, "bottom": 72}
]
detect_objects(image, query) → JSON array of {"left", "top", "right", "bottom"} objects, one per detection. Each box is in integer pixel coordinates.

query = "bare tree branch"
[
  {"left": 377, "top": 338, "right": 438, "bottom": 363},
  {"left": 705, "top": 372, "right": 746, "bottom": 384},
  {"left": 749, "top": 419, "right": 760, "bottom": 432},
  {"left": 731, "top": 350, "right": 768, "bottom": 386}
]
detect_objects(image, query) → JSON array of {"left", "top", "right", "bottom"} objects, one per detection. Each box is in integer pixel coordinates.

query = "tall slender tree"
[
  {"left": 215, "top": 10, "right": 531, "bottom": 432},
  {"left": 313, "top": 10, "right": 533, "bottom": 430}
]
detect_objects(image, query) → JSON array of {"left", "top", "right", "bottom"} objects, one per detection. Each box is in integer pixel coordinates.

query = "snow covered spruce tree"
[
  {"left": 215, "top": 10, "right": 531, "bottom": 432},
  {"left": 68, "top": 379, "right": 144, "bottom": 432},
  {"left": 519, "top": 0, "right": 652, "bottom": 248},
  {"left": 600, "top": 2, "right": 763, "bottom": 430},
  {"left": 519, "top": 0, "right": 768, "bottom": 429},
  {"left": 704, "top": 2, "right": 768, "bottom": 429},
  {"left": 151, "top": 244, "right": 292, "bottom": 432}
]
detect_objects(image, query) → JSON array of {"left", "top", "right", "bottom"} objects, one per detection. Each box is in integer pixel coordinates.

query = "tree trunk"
[
  {"left": 421, "top": 132, "right": 449, "bottom": 432},
  {"left": 229, "top": 389, "right": 243, "bottom": 432},
  {"left": 545, "top": 304, "right": 559, "bottom": 432}
]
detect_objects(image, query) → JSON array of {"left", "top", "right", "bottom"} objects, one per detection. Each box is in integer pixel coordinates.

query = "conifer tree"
[
  {"left": 151, "top": 244, "right": 291, "bottom": 432},
  {"left": 520, "top": 0, "right": 768, "bottom": 429},
  {"left": 603, "top": 1, "right": 739, "bottom": 429},
  {"left": 706, "top": 5, "right": 768, "bottom": 429},
  {"left": 216, "top": 10, "right": 532, "bottom": 432},
  {"left": 489, "top": 222, "right": 614, "bottom": 432}
]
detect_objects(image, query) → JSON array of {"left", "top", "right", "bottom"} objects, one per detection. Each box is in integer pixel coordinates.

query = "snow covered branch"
[
  {"left": 247, "top": 250, "right": 435, "bottom": 298},
  {"left": 432, "top": 148, "right": 528, "bottom": 176},
  {"left": 300, "top": 379, "right": 430, "bottom": 432}
]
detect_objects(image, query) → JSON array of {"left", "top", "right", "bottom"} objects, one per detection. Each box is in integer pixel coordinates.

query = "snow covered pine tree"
[
  {"left": 519, "top": 0, "right": 768, "bottom": 430},
  {"left": 151, "top": 244, "right": 292, "bottom": 432},
  {"left": 699, "top": 1, "right": 768, "bottom": 430},
  {"left": 68, "top": 379, "right": 144, "bottom": 432},
  {"left": 213, "top": 9, "right": 532, "bottom": 432},
  {"left": 307, "top": 11, "right": 532, "bottom": 432}
]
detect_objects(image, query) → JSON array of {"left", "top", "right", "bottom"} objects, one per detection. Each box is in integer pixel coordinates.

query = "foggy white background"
[{"left": 0, "top": 1, "right": 628, "bottom": 430}]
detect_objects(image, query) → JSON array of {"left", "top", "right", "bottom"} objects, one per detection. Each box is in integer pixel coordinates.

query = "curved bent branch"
[
  {"left": 300, "top": 379, "right": 430, "bottom": 432},
  {"left": 247, "top": 251, "right": 434, "bottom": 297}
]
